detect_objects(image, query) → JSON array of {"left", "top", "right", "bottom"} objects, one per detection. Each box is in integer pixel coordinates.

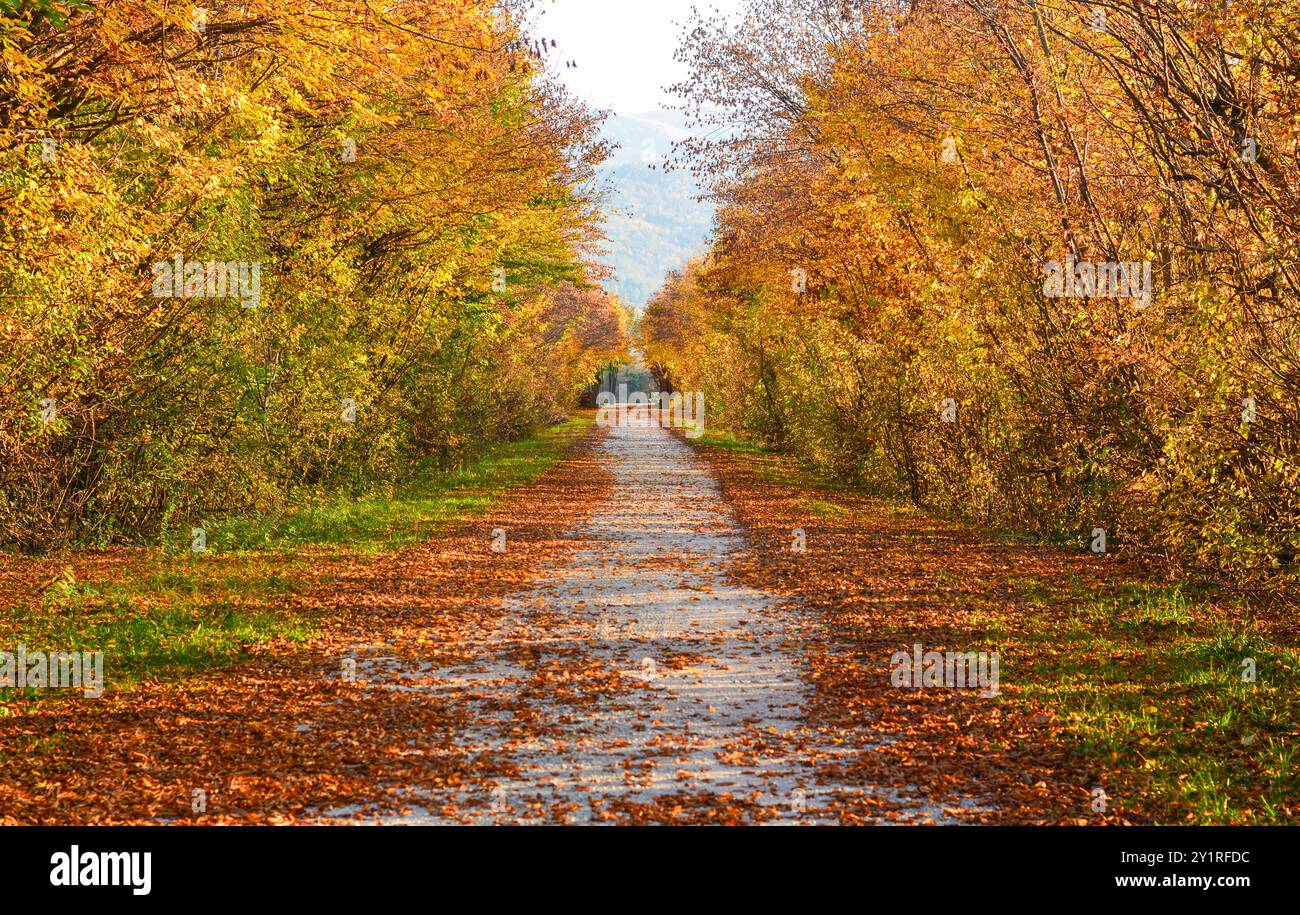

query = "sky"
[{"left": 535, "top": 0, "right": 745, "bottom": 113}]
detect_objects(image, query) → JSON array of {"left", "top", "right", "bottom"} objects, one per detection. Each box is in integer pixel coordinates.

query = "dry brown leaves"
[
  {"left": 692, "top": 441, "right": 1141, "bottom": 825},
  {"left": 0, "top": 426, "right": 612, "bottom": 825}
]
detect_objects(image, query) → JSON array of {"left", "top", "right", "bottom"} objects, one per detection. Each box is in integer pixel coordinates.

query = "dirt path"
[
  {"left": 337, "top": 414, "right": 976, "bottom": 824},
  {"left": 2, "top": 411, "right": 1258, "bottom": 825},
  {"left": 4, "top": 416, "right": 1049, "bottom": 825}
]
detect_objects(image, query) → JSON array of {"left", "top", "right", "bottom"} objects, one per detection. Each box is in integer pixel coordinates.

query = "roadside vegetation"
[{"left": 0, "top": 417, "right": 593, "bottom": 703}]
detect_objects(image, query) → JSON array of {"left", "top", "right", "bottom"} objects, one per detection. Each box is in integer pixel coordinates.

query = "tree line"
[
  {"left": 1, "top": 0, "right": 627, "bottom": 550},
  {"left": 643, "top": 0, "right": 1299, "bottom": 589}
]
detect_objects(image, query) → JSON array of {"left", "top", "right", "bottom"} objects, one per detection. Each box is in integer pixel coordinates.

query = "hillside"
[{"left": 593, "top": 111, "right": 715, "bottom": 311}]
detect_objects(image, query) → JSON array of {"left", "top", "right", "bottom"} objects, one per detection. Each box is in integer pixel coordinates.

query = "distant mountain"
[{"left": 593, "top": 111, "right": 715, "bottom": 312}]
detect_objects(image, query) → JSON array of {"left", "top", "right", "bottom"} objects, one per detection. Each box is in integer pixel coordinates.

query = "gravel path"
[{"left": 337, "top": 415, "right": 966, "bottom": 824}]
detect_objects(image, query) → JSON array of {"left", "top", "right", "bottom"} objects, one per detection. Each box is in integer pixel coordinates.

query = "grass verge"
[
  {"left": 693, "top": 434, "right": 1298, "bottom": 824},
  {"left": 984, "top": 578, "right": 1299, "bottom": 823},
  {"left": 0, "top": 417, "right": 592, "bottom": 705}
]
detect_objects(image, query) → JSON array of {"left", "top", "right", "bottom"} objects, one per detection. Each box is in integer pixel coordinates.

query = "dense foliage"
[
  {"left": 643, "top": 0, "right": 1300, "bottom": 586},
  {"left": 1, "top": 0, "right": 627, "bottom": 549}
]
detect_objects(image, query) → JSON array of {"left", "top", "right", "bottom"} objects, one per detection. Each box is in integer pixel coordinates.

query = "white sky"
[{"left": 536, "top": 0, "right": 745, "bottom": 113}]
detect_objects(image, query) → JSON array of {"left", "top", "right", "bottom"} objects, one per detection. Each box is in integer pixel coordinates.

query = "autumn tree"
[
  {"left": 647, "top": 0, "right": 1299, "bottom": 584},
  {"left": 0, "top": 0, "right": 625, "bottom": 548}
]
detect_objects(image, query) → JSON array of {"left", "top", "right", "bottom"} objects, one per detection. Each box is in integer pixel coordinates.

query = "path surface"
[{"left": 340, "top": 415, "right": 964, "bottom": 824}]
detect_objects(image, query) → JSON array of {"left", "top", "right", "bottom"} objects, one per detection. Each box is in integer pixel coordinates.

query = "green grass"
[
  {"left": 984, "top": 580, "right": 1299, "bottom": 823},
  {"left": 694, "top": 429, "right": 864, "bottom": 498},
  {"left": 694, "top": 430, "right": 769, "bottom": 454},
  {"left": 802, "top": 498, "right": 849, "bottom": 518},
  {"left": 711, "top": 440, "right": 1299, "bottom": 823},
  {"left": 192, "top": 418, "right": 590, "bottom": 554},
  {"left": 0, "top": 417, "right": 591, "bottom": 702}
]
